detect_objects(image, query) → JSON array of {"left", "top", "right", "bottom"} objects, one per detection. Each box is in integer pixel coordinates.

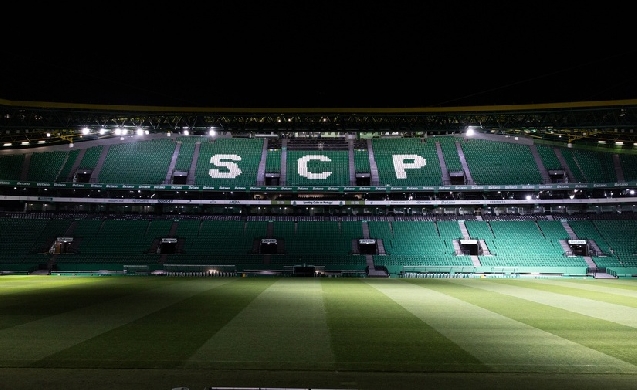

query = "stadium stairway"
[
  {"left": 583, "top": 255, "right": 597, "bottom": 269},
  {"left": 479, "top": 240, "right": 491, "bottom": 255},
  {"left": 587, "top": 239, "right": 603, "bottom": 256},
  {"left": 348, "top": 139, "right": 356, "bottom": 185},
  {"left": 187, "top": 142, "right": 200, "bottom": 185},
  {"left": 458, "top": 220, "right": 470, "bottom": 239},
  {"left": 257, "top": 139, "right": 268, "bottom": 185},
  {"left": 435, "top": 141, "right": 451, "bottom": 184},
  {"left": 361, "top": 221, "right": 370, "bottom": 238},
  {"left": 560, "top": 220, "right": 578, "bottom": 240},
  {"left": 376, "top": 239, "right": 387, "bottom": 255},
  {"left": 367, "top": 139, "right": 380, "bottom": 186},
  {"left": 529, "top": 144, "right": 551, "bottom": 184},
  {"left": 280, "top": 139, "right": 288, "bottom": 185},
  {"left": 553, "top": 147, "right": 577, "bottom": 182},
  {"left": 66, "top": 148, "right": 86, "bottom": 182},
  {"left": 20, "top": 153, "right": 31, "bottom": 180},
  {"left": 613, "top": 154, "right": 625, "bottom": 182},
  {"left": 164, "top": 141, "right": 181, "bottom": 184},
  {"left": 452, "top": 240, "right": 461, "bottom": 255},
  {"left": 365, "top": 254, "right": 388, "bottom": 277},
  {"left": 559, "top": 240, "right": 573, "bottom": 254},
  {"left": 89, "top": 144, "right": 110, "bottom": 183},
  {"left": 455, "top": 141, "right": 475, "bottom": 184}
]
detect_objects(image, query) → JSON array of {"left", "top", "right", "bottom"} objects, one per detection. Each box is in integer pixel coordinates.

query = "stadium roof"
[{"left": 2, "top": 98, "right": 637, "bottom": 148}]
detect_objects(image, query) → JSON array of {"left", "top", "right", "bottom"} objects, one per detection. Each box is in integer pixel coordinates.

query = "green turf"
[
  {"left": 34, "top": 278, "right": 272, "bottom": 368},
  {"left": 407, "top": 279, "right": 637, "bottom": 369},
  {"left": 323, "top": 278, "right": 486, "bottom": 372},
  {"left": 1, "top": 275, "right": 637, "bottom": 390}
]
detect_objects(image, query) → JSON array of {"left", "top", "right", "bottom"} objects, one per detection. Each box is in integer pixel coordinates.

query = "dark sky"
[{"left": 2, "top": 4, "right": 635, "bottom": 108}]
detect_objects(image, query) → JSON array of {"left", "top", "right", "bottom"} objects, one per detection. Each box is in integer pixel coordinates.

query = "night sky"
[{"left": 2, "top": 4, "right": 635, "bottom": 109}]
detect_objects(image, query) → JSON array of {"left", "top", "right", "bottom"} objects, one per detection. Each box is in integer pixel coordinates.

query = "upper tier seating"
[
  {"left": 472, "top": 219, "right": 587, "bottom": 267},
  {"left": 174, "top": 136, "right": 207, "bottom": 172},
  {"left": 26, "top": 150, "right": 69, "bottom": 182},
  {"left": 536, "top": 144, "right": 563, "bottom": 171},
  {"left": 265, "top": 149, "right": 282, "bottom": 173},
  {"left": 435, "top": 136, "right": 464, "bottom": 172},
  {"left": 98, "top": 139, "right": 176, "bottom": 184},
  {"left": 286, "top": 150, "right": 350, "bottom": 186},
  {"left": 354, "top": 149, "right": 371, "bottom": 173},
  {"left": 195, "top": 138, "right": 263, "bottom": 187},
  {"left": 460, "top": 139, "right": 542, "bottom": 185},
  {"left": 0, "top": 154, "right": 25, "bottom": 180},
  {"left": 371, "top": 138, "right": 442, "bottom": 186},
  {"left": 560, "top": 148, "right": 616, "bottom": 183}
]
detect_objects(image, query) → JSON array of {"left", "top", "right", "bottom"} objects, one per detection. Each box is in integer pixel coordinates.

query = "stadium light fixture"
[
  {"left": 466, "top": 126, "right": 475, "bottom": 136},
  {"left": 136, "top": 128, "right": 144, "bottom": 136},
  {"left": 81, "top": 127, "right": 90, "bottom": 135}
]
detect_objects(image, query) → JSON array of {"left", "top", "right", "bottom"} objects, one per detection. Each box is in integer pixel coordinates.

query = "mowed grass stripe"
[
  {"left": 185, "top": 278, "right": 334, "bottom": 370},
  {"left": 512, "top": 279, "right": 637, "bottom": 300},
  {"left": 0, "top": 276, "right": 161, "bottom": 331},
  {"left": 454, "top": 279, "right": 637, "bottom": 328},
  {"left": 32, "top": 278, "right": 275, "bottom": 369},
  {"left": 487, "top": 279, "right": 637, "bottom": 308},
  {"left": 377, "top": 279, "right": 637, "bottom": 373},
  {"left": 591, "top": 279, "right": 637, "bottom": 290},
  {"left": 322, "top": 278, "right": 484, "bottom": 372},
  {"left": 418, "top": 279, "right": 637, "bottom": 371},
  {"left": 0, "top": 277, "right": 207, "bottom": 366}
]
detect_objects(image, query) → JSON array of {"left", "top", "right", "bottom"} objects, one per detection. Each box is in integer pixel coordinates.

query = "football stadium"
[{"left": 1, "top": 99, "right": 637, "bottom": 390}]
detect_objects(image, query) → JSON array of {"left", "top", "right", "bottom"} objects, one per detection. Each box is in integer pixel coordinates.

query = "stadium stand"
[{"left": 1, "top": 128, "right": 636, "bottom": 280}]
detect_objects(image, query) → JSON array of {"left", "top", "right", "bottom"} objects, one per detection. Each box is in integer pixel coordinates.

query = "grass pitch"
[{"left": 1, "top": 275, "right": 637, "bottom": 390}]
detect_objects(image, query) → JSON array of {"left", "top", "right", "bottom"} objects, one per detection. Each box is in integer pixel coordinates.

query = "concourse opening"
[
  {"left": 260, "top": 238, "right": 278, "bottom": 254},
  {"left": 358, "top": 238, "right": 377, "bottom": 255},
  {"left": 568, "top": 239, "right": 589, "bottom": 256},
  {"left": 159, "top": 238, "right": 178, "bottom": 254},
  {"left": 459, "top": 239, "right": 479, "bottom": 255}
]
